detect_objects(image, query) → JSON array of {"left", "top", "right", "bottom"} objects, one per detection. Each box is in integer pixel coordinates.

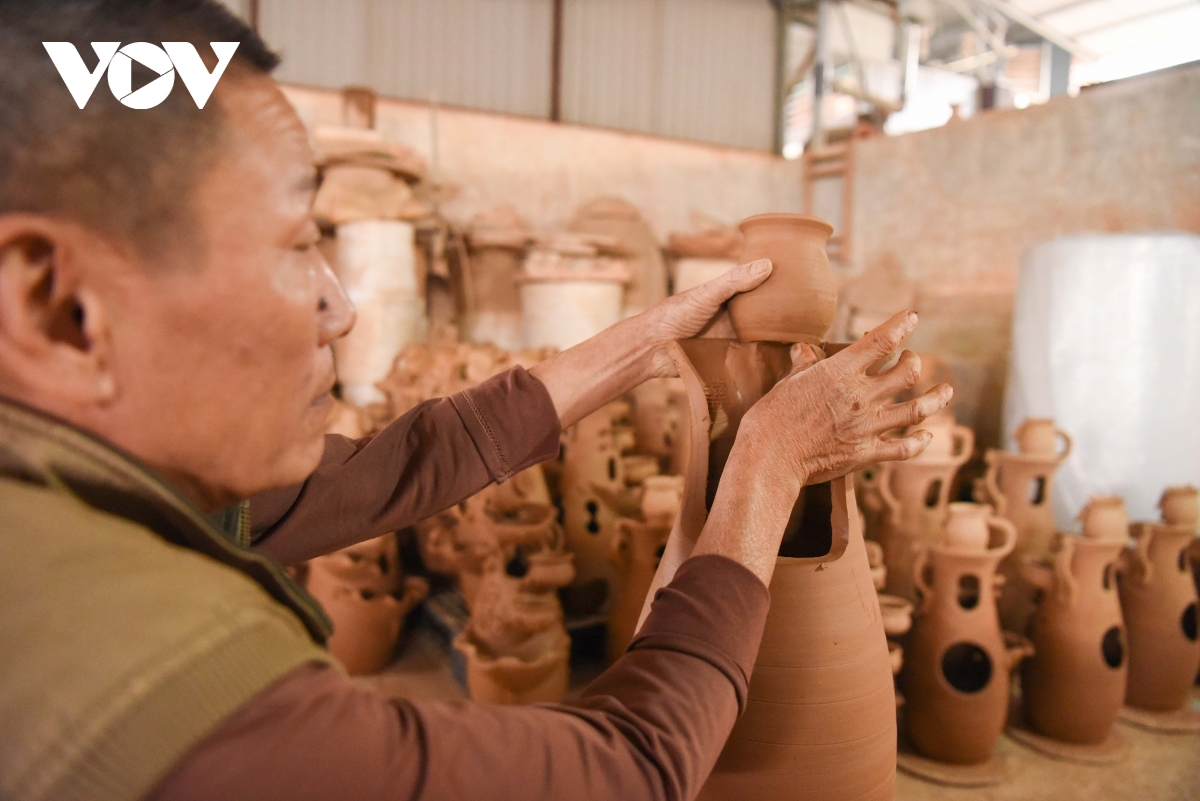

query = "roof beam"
[{"left": 977, "top": 0, "right": 1100, "bottom": 59}]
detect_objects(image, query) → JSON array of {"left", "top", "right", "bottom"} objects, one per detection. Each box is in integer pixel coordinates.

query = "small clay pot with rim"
[
  {"left": 1014, "top": 418, "right": 1071, "bottom": 457},
  {"left": 728, "top": 213, "right": 836, "bottom": 344},
  {"left": 901, "top": 505, "right": 1033, "bottom": 765}
]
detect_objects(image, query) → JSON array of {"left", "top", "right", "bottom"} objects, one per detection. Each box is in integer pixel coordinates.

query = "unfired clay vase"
[
  {"left": 1160, "top": 485, "right": 1199, "bottom": 528},
  {"left": 1119, "top": 490, "right": 1200, "bottom": 712},
  {"left": 608, "top": 476, "right": 683, "bottom": 663},
  {"left": 464, "top": 206, "right": 532, "bottom": 351},
  {"left": 911, "top": 411, "right": 974, "bottom": 464},
  {"left": 877, "top": 447, "right": 971, "bottom": 602},
  {"left": 668, "top": 338, "right": 896, "bottom": 801},
  {"left": 729, "top": 213, "right": 836, "bottom": 344},
  {"left": 977, "top": 420, "right": 1072, "bottom": 633},
  {"left": 568, "top": 197, "right": 667, "bottom": 316},
  {"left": 1021, "top": 496, "right": 1128, "bottom": 747},
  {"left": 901, "top": 505, "right": 1033, "bottom": 765},
  {"left": 519, "top": 239, "right": 630, "bottom": 350}
]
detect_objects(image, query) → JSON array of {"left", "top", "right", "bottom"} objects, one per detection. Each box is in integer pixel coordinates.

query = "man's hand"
[{"left": 737, "top": 310, "right": 952, "bottom": 487}]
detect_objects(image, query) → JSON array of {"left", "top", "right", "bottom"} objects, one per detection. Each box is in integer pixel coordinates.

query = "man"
[{"left": 0, "top": 2, "right": 950, "bottom": 799}]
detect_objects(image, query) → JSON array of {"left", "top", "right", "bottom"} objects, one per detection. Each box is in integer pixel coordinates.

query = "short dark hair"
[{"left": 0, "top": 0, "right": 280, "bottom": 258}]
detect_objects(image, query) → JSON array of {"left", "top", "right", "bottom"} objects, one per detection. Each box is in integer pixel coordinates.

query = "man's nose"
[{"left": 315, "top": 260, "right": 355, "bottom": 345}]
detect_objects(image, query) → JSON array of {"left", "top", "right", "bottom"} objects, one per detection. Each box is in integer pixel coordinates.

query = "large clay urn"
[
  {"left": 669, "top": 338, "right": 896, "bottom": 801},
  {"left": 876, "top": 445, "right": 971, "bottom": 603},
  {"left": 1021, "top": 497, "right": 1129, "bottom": 745},
  {"left": 568, "top": 197, "right": 668, "bottom": 316},
  {"left": 1119, "top": 488, "right": 1200, "bottom": 712},
  {"left": 463, "top": 206, "right": 532, "bottom": 351},
  {"left": 978, "top": 420, "right": 1071, "bottom": 633},
  {"left": 901, "top": 504, "right": 1033, "bottom": 765},
  {"left": 729, "top": 213, "right": 836, "bottom": 344}
]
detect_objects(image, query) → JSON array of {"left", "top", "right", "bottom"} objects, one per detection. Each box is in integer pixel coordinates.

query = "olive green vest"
[{"left": 0, "top": 398, "right": 335, "bottom": 801}]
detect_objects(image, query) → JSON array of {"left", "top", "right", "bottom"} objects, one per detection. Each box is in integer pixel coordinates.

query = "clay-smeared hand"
[
  {"left": 737, "top": 310, "right": 952, "bottom": 486},
  {"left": 644, "top": 258, "right": 773, "bottom": 375}
]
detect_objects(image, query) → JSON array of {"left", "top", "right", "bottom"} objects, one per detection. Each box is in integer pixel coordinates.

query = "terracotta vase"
[
  {"left": 568, "top": 197, "right": 668, "bottom": 316},
  {"left": 464, "top": 206, "right": 532, "bottom": 351},
  {"left": 1021, "top": 522, "right": 1128, "bottom": 745},
  {"left": 910, "top": 411, "right": 974, "bottom": 464},
  {"left": 876, "top": 449, "right": 971, "bottom": 602},
  {"left": 305, "top": 562, "right": 429, "bottom": 675},
  {"left": 978, "top": 427, "right": 1070, "bottom": 633},
  {"left": 1013, "top": 418, "right": 1071, "bottom": 457},
  {"left": 1160, "top": 485, "right": 1199, "bottom": 528},
  {"left": 454, "top": 629, "right": 571, "bottom": 705},
  {"left": 1119, "top": 497, "right": 1200, "bottom": 712},
  {"left": 1077, "top": 495, "right": 1130, "bottom": 543},
  {"left": 628, "top": 377, "right": 685, "bottom": 470},
  {"left": 728, "top": 213, "right": 836, "bottom": 344},
  {"left": 901, "top": 505, "right": 1033, "bottom": 765},
  {"left": 866, "top": 539, "right": 887, "bottom": 590},
  {"left": 669, "top": 338, "right": 896, "bottom": 801}
]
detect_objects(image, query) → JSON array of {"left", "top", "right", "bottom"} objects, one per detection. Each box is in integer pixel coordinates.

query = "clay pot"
[
  {"left": 879, "top": 593, "right": 914, "bottom": 637},
  {"left": 454, "top": 629, "right": 571, "bottom": 705},
  {"left": 978, "top": 441, "right": 1070, "bottom": 634},
  {"left": 608, "top": 518, "right": 671, "bottom": 663},
  {"left": 901, "top": 507, "right": 1032, "bottom": 765},
  {"left": 944, "top": 502, "right": 992, "bottom": 551},
  {"left": 911, "top": 414, "right": 974, "bottom": 464},
  {"left": 669, "top": 338, "right": 896, "bottom": 801},
  {"left": 1160, "top": 486, "right": 1199, "bottom": 528},
  {"left": 568, "top": 197, "right": 667, "bottom": 316},
  {"left": 1119, "top": 514, "right": 1200, "bottom": 712},
  {"left": 1021, "top": 530, "right": 1128, "bottom": 745},
  {"left": 629, "top": 378, "right": 684, "bottom": 465},
  {"left": 865, "top": 540, "right": 887, "bottom": 591},
  {"left": 729, "top": 213, "right": 836, "bottom": 344},
  {"left": 1014, "top": 418, "right": 1071, "bottom": 457},
  {"left": 519, "top": 245, "right": 630, "bottom": 350},
  {"left": 306, "top": 563, "right": 429, "bottom": 675},
  {"left": 1077, "top": 495, "right": 1129, "bottom": 543},
  {"left": 463, "top": 206, "right": 531, "bottom": 351},
  {"left": 312, "top": 533, "right": 404, "bottom": 595},
  {"left": 877, "top": 449, "right": 971, "bottom": 602}
]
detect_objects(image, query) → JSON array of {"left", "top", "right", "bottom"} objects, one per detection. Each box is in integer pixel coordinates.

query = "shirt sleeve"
[
  {"left": 145, "top": 554, "right": 771, "bottom": 801},
  {"left": 249, "top": 366, "right": 561, "bottom": 566}
]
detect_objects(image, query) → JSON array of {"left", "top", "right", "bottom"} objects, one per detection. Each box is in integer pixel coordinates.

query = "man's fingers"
[
  {"left": 874, "top": 430, "right": 932, "bottom": 464},
  {"left": 690, "top": 258, "right": 772, "bottom": 307},
  {"left": 875, "top": 385, "right": 954, "bottom": 432},
  {"left": 787, "top": 343, "right": 822, "bottom": 377},
  {"left": 844, "top": 310, "right": 918, "bottom": 371},
  {"left": 870, "top": 349, "right": 922, "bottom": 398}
]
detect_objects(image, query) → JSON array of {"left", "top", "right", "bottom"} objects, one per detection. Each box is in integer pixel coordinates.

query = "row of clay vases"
[
  {"left": 902, "top": 504, "right": 1033, "bottom": 765},
  {"left": 607, "top": 475, "right": 684, "bottom": 664},
  {"left": 977, "top": 418, "right": 1072, "bottom": 634},
  {"left": 1021, "top": 496, "right": 1129, "bottom": 745},
  {"left": 667, "top": 331, "right": 896, "bottom": 801},
  {"left": 876, "top": 417, "right": 973, "bottom": 603},
  {"left": 1120, "top": 486, "right": 1200, "bottom": 712},
  {"left": 304, "top": 533, "right": 430, "bottom": 675}
]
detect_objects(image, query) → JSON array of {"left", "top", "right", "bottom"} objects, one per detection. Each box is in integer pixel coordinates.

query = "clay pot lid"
[
  {"left": 737, "top": 212, "right": 834, "bottom": 237},
  {"left": 311, "top": 125, "right": 427, "bottom": 183}
]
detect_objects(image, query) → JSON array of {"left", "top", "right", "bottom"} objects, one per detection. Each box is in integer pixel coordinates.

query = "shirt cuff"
[
  {"left": 628, "top": 554, "right": 771, "bottom": 713},
  {"left": 450, "top": 367, "right": 562, "bottom": 483}
]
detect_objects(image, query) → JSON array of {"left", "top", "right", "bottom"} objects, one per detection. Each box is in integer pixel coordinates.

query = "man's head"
[{"left": 0, "top": 0, "right": 355, "bottom": 511}]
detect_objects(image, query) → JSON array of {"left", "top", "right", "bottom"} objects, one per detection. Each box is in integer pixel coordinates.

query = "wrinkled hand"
[
  {"left": 644, "top": 258, "right": 772, "bottom": 376},
  {"left": 736, "top": 310, "right": 953, "bottom": 485}
]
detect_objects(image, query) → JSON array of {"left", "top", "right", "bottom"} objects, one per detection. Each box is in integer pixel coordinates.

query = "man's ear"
[{"left": 0, "top": 216, "right": 115, "bottom": 405}]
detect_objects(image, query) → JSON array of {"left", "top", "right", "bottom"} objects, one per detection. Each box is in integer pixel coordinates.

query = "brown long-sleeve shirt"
[{"left": 148, "top": 367, "right": 772, "bottom": 801}]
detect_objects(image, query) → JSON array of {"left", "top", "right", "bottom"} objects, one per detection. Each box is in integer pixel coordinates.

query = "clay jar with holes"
[
  {"left": 901, "top": 504, "right": 1033, "bottom": 764},
  {"left": 728, "top": 213, "right": 836, "bottom": 344},
  {"left": 1021, "top": 499, "right": 1129, "bottom": 745},
  {"left": 876, "top": 445, "right": 972, "bottom": 603},
  {"left": 1119, "top": 490, "right": 1200, "bottom": 712},
  {"left": 668, "top": 338, "right": 897, "bottom": 801},
  {"left": 977, "top": 421, "right": 1072, "bottom": 634}
]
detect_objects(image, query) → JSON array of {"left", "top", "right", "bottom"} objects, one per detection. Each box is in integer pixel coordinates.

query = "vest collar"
[{"left": 0, "top": 395, "right": 331, "bottom": 643}]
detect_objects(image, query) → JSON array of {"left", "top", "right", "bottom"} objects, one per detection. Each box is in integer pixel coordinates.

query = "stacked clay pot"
[
  {"left": 568, "top": 197, "right": 668, "bottom": 316},
  {"left": 1119, "top": 486, "right": 1200, "bottom": 712},
  {"left": 669, "top": 332, "right": 896, "bottom": 801},
  {"left": 977, "top": 418, "right": 1072, "bottom": 633},
  {"left": 304, "top": 533, "right": 429, "bottom": 675},
  {"left": 876, "top": 423, "right": 973, "bottom": 602},
  {"left": 901, "top": 503, "right": 1033, "bottom": 765},
  {"left": 1021, "top": 496, "right": 1129, "bottom": 745},
  {"left": 463, "top": 205, "right": 533, "bottom": 351}
]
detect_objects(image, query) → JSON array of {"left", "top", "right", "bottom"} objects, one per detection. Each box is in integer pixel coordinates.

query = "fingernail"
[{"left": 750, "top": 258, "right": 771, "bottom": 274}]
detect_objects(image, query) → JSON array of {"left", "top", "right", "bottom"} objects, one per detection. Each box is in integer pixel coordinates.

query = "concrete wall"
[
  {"left": 846, "top": 62, "right": 1200, "bottom": 447},
  {"left": 281, "top": 84, "right": 803, "bottom": 239}
]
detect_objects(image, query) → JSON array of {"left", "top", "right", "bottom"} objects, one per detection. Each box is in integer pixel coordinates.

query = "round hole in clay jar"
[
  {"left": 1028, "top": 476, "right": 1047, "bottom": 505},
  {"left": 506, "top": 548, "right": 530, "bottom": 578},
  {"left": 924, "top": 479, "right": 943, "bottom": 508},
  {"left": 1180, "top": 548, "right": 1189, "bottom": 574},
  {"left": 1101, "top": 626, "right": 1124, "bottom": 669},
  {"left": 585, "top": 500, "right": 600, "bottom": 534},
  {"left": 1183, "top": 603, "right": 1198, "bottom": 642},
  {"left": 1102, "top": 563, "right": 1114, "bottom": 591},
  {"left": 941, "top": 642, "right": 993, "bottom": 694},
  {"left": 957, "top": 574, "right": 981, "bottom": 610},
  {"left": 608, "top": 458, "right": 617, "bottom": 482}
]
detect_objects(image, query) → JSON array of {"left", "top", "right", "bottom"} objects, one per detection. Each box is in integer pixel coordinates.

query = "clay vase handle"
[
  {"left": 983, "top": 453, "right": 1007, "bottom": 516},
  {"left": 987, "top": 514, "right": 1018, "bottom": 559},
  {"left": 1020, "top": 556, "right": 1054, "bottom": 593},
  {"left": 1124, "top": 523, "right": 1155, "bottom": 585},
  {"left": 951, "top": 425, "right": 975, "bottom": 465},
  {"left": 877, "top": 463, "right": 901, "bottom": 519},
  {"left": 911, "top": 545, "right": 934, "bottom": 605},
  {"left": 1055, "top": 429, "right": 1073, "bottom": 461}
]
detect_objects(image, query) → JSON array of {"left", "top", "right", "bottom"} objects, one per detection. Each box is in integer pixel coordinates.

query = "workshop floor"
[{"left": 360, "top": 623, "right": 1200, "bottom": 800}]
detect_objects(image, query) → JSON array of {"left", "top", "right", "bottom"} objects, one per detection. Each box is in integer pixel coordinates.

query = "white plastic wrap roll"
[
  {"left": 1005, "top": 233, "right": 1200, "bottom": 528},
  {"left": 332, "top": 220, "right": 424, "bottom": 407}
]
